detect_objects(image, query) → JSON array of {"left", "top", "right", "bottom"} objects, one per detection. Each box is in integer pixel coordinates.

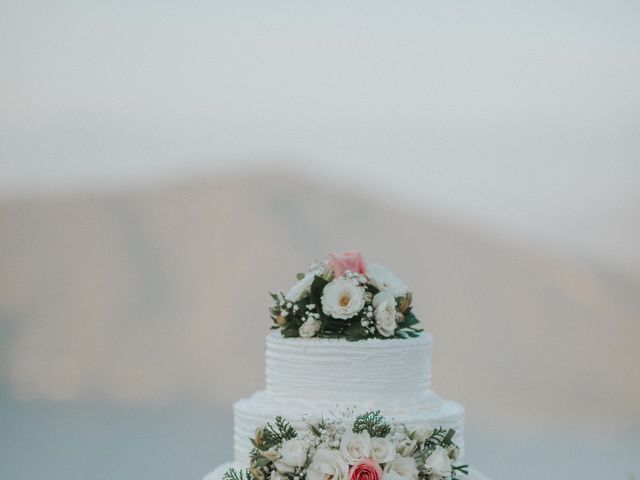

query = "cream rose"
[
  {"left": 424, "top": 446, "right": 452, "bottom": 479},
  {"left": 370, "top": 437, "right": 396, "bottom": 464},
  {"left": 299, "top": 318, "right": 322, "bottom": 338},
  {"left": 446, "top": 444, "right": 460, "bottom": 461},
  {"left": 382, "top": 472, "right": 404, "bottom": 480},
  {"left": 274, "top": 460, "right": 295, "bottom": 474},
  {"left": 285, "top": 271, "right": 316, "bottom": 302},
  {"left": 339, "top": 430, "right": 371, "bottom": 464},
  {"left": 321, "top": 279, "right": 366, "bottom": 320},
  {"left": 372, "top": 291, "right": 397, "bottom": 337},
  {"left": 277, "top": 438, "right": 309, "bottom": 471},
  {"left": 411, "top": 425, "right": 434, "bottom": 443},
  {"left": 367, "top": 264, "right": 408, "bottom": 297},
  {"left": 385, "top": 455, "right": 418, "bottom": 480},
  {"left": 307, "top": 448, "right": 349, "bottom": 480},
  {"left": 263, "top": 448, "right": 279, "bottom": 462}
]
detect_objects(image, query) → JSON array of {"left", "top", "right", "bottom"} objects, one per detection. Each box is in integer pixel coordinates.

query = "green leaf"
[
  {"left": 403, "top": 311, "right": 419, "bottom": 327},
  {"left": 443, "top": 428, "right": 455, "bottom": 445},
  {"left": 308, "top": 423, "right": 322, "bottom": 437},
  {"left": 253, "top": 457, "right": 271, "bottom": 468},
  {"left": 345, "top": 323, "right": 368, "bottom": 339},
  {"left": 366, "top": 283, "right": 380, "bottom": 296},
  {"left": 281, "top": 327, "right": 300, "bottom": 337},
  {"left": 223, "top": 469, "right": 252, "bottom": 480},
  {"left": 309, "top": 275, "right": 328, "bottom": 303}
]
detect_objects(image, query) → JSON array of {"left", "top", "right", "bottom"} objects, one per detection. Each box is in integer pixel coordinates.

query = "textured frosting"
[
  {"left": 233, "top": 390, "right": 465, "bottom": 464},
  {"left": 231, "top": 332, "right": 465, "bottom": 464},
  {"left": 265, "top": 332, "right": 433, "bottom": 403}
]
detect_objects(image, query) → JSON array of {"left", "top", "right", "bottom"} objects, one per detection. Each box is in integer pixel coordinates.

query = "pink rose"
[
  {"left": 349, "top": 459, "right": 383, "bottom": 480},
  {"left": 329, "top": 251, "right": 367, "bottom": 278}
]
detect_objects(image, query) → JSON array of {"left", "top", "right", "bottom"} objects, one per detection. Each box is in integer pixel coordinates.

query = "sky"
[{"left": 2, "top": 0, "right": 639, "bottom": 268}]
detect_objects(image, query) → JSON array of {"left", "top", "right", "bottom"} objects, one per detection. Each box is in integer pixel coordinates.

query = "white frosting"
[
  {"left": 265, "top": 332, "right": 433, "bottom": 403},
  {"left": 233, "top": 390, "right": 465, "bottom": 464},
  {"left": 231, "top": 332, "right": 465, "bottom": 465}
]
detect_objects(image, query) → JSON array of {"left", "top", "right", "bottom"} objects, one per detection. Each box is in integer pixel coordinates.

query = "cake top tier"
[
  {"left": 265, "top": 331, "right": 437, "bottom": 405},
  {"left": 269, "top": 251, "right": 422, "bottom": 340}
]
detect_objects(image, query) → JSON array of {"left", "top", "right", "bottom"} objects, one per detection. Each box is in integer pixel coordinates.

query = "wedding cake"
[{"left": 203, "top": 251, "right": 490, "bottom": 480}]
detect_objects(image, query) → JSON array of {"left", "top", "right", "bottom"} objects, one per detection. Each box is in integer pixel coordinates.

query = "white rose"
[
  {"left": 274, "top": 460, "right": 295, "bottom": 474},
  {"left": 307, "top": 448, "right": 349, "bottom": 480},
  {"left": 285, "top": 271, "right": 316, "bottom": 302},
  {"left": 299, "top": 318, "right": 322, "bottom": 338},
  {"left": 367, "top": 264, "right": 409, "bottom": 297},
  {"left": 339, "top": 430, "right": 371, "bottom": 463},
  {"left": 370, "top": 437, "right": 396, "bottom": 464},
  {"left": 424, "top": 446, "right": 452, "bottom": 479},
  {"left": 385, "top": 455, "right": 418, "bottom": 480},
  {"left": 412, "top": 425, "right": 434, "bottom": 443},
  {"left": 321, "top": 279, "right": 366, "bottom": 320},
  {"left": 277, "top": 438, "right": 309, "bottom": 470},
  {"left": 383, "top": 472, "right": 404, "bottom": 480},
  {"left": 372, "top": 291, "right": 397, "bottom": 337}
]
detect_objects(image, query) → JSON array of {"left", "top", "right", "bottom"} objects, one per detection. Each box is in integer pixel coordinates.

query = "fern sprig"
[
  {"left": 223, "top": 468, "right": 252, "bottom": 480},
  {"left": 352, "top": 411, "right": 391, "bottom": 438},
  {"left": 259, "top": 416, "right": 297, "bottom": 450}
]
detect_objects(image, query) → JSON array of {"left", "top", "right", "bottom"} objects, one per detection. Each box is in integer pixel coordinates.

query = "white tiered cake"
[{"left": 203, "top": 252, "right": 490, "bottom": 480}]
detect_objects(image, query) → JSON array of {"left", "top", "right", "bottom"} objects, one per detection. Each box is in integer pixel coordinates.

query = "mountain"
[{"left": 1, "top": 169, "right": 638, "bottom": 431}]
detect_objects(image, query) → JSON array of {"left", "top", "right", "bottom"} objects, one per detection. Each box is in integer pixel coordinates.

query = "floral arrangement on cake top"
[
  {"left": 269, "top": 251, "right": 422, "bottom": 340},
  {"left": 224, "top": 411, "right": 467, "bottom": 480}
]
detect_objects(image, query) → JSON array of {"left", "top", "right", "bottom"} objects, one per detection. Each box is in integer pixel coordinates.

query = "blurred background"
[{"left": 1, "top": 1, "right": 639, "bottom": 479}]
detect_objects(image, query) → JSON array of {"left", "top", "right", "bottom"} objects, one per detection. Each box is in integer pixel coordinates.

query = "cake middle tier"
[
  {"left": 265, "top": 332, "right": 433, "bottom": 402},
  {"left": 233, "top": 390, "right": 465, "bottom": 465}
]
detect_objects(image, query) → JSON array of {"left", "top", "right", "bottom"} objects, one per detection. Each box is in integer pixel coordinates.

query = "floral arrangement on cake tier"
[
  {"left": 224, "top": 411, "right": 468, "bottom": 480},
  {"left": 270, "top": 251, "right": 422, "bottom": 340}
]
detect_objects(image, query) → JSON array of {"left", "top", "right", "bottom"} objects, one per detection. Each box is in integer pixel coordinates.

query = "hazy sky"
[{"left": 2, "top": 0, "right": 639, "bottom": 266}]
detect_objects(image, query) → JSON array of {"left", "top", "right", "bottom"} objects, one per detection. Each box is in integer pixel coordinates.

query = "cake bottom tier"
[
  {"left": 232, "top": 390, "right": 465, "bottom": 464},
  {"left": 203, "top": 463, "right": 492, "bottom": 480}
]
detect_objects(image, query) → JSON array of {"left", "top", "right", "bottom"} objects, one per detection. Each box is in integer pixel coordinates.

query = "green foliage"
[
  {"left": 258, "top": 416, "right": 297, "bottom": 450},
  {"left": 223, "top": 469, "right": 252, "bottom": 480},
  {"left": 394, "top": 307, "right": 423, "bottom": 338},
  {"left": 403, "top": 310, "right": 420, "bottom": 327},
  {"left": 452, "top": 464, "right": 470, "bottom": 479},
  {"left": 307, "top": 417, "right": 329, "bottom": 437},
  {"left": 252, "top": 456, "right": 271, "bottom": 468},
  {"left": 281, "top": 324, "right": 302, "bottom": 337},
  {"left": 430, "top": 427, "right": 453, "bottom": 446},
  {"left": 309, "top": 275, "right": 328, "bottom": 305},
  {"left": 366, "top": 284, "right": 380, "bottom": 296},
  {"left": 345, "top": 323, "right": 369, "bottom": 340},
  {"left": 416, "top": 427, "right": 468, "bottom": 480},
  {"left": 270, "top": 271, "right": 426, "bottom": 341},
  {"left": 352, "top": 411, "right": 391, "bottom": 437}
]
